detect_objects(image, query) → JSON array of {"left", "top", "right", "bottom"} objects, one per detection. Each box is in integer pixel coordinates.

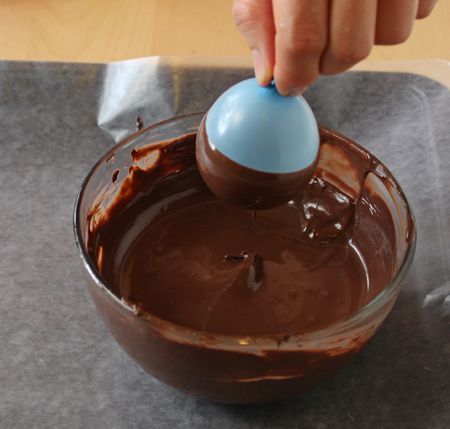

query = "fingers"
[
  {"left": 376, "top": 0, "right": 419, "bottom": 45},
  {"left": 416, "top": 0, "right": 437, "bottom": 18},
  {"left": 233, "top": 0, "right": 435, "bottom": 94},
  {"left": 232, "top": 0, "right": 275, "bottom": 85},
  {"left": 320, "top": 0, "right": 377, "bottom": 75},
  {"left": 272, "top": 0, "right": 329, "bottom": 95}
]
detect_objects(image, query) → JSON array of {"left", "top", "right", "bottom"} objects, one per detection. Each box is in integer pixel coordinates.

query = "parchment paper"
[{"left": 0, "top": 57, "right": 449, "bottom": 429}]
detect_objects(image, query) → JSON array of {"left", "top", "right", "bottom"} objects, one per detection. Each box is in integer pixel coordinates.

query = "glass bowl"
[{"left": 73, "top": 113, "right": 416, "bottom": 404}]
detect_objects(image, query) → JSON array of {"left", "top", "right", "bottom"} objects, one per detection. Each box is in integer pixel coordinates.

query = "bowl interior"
[{"left": 74, "top": 113, "right": 415, "bottom": 350}]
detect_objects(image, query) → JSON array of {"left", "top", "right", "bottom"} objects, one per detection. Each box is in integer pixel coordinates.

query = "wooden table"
[{"left": 0, "top": 0, "right": 449, "bottom": 64}]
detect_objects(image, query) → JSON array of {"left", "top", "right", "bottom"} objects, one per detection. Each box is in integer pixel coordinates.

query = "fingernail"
[
  {"left": 252, "top": 49, "right": 271, "bottom": 86},
  {"left": 283, "top": 86, "right": 307, "bottom": 97},
  {"left": 277, "top": 86, "right": 307, "bottom": 97},
  {"left": 287, "top": 86, "right": 307, "bottom": 96}
]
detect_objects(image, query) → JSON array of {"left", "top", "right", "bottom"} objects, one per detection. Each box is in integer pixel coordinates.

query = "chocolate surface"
[{"left": 87, "top": 130, "right": 399, "bottom": 337}]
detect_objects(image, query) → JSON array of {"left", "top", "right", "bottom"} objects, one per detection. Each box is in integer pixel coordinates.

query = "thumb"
[{"left": 232, "top": 0, "right": 275, "bottom": 86}]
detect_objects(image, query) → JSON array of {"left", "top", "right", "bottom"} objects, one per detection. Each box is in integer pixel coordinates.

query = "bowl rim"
[{"left": 73, "top": 113, "right": 416, "bottom": 351}]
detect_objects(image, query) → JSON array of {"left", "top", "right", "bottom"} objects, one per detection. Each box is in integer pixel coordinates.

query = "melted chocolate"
[{"left": 87, "top": 130, "right": 400, "bottom": 337}]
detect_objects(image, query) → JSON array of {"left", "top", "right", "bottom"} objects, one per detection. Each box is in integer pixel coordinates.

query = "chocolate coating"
[
  {"left": 195, "top": 115, "right": 318, "bottom": 209},
  {"left": 84, "top": 127, "right": 413, "bottom": 403}
]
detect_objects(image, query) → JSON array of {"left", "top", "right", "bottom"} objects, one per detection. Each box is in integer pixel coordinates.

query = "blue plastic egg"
[{"left": 205, "top": 78, "right": 319, "bottom": 174}]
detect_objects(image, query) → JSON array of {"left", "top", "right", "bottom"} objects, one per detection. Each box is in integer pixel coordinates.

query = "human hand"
[{"left": 233, "top": 0, "right": 437, "bottom": 95}]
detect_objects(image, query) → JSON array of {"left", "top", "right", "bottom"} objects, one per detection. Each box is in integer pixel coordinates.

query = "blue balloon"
[{"left": 205, "top": 78, "right": 319, "bottom": 174}]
